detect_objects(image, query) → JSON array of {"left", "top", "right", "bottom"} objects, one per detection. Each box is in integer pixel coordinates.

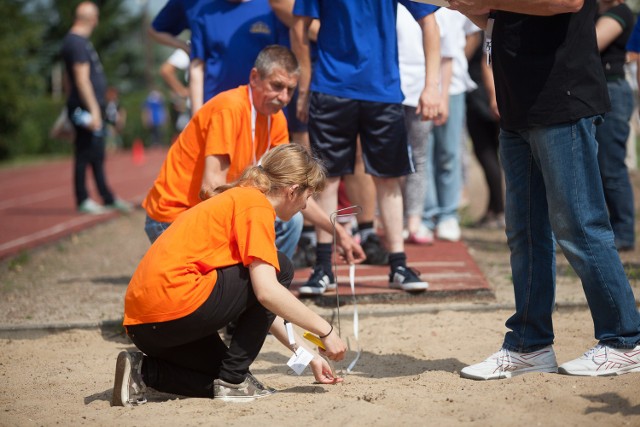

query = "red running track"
[
  {"left": 0, "top": 147, "right": 167, "bottom": 260},
  {"left": 0, "top": 146, "right": 492, "bottom": 302}
]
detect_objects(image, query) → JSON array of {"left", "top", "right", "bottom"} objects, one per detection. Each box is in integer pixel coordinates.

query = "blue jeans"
[
  {"left": 499, "top": 116, "right": 640, "bottom": 352},
  {"left": 423, "top": 93, "right": 465, "bottom": 228},
  {"left": 596, "top": 79, "right": 635, "bottom": 249},
  {"left": 274, "top": 212, "right": 303, "bottom": 259},
  {"left": 145, "top": 215, "right": 172, "bottom": 244},
  {"left": 146, "top": 212, "right": 303, "bottom": 259}
]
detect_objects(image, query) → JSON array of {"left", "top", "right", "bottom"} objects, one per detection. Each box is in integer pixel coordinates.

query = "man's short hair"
[{"left": 254, "top": 45, "right": 300, "bottom": 78}]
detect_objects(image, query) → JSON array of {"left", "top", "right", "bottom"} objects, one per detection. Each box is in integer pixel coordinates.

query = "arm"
[
  {"left": 189, "top": 59, "right": 205, "bottom": 113},
  {"left": 160, "top": 61, "right": 190, "bottom": 99},
  {"left": 147, "top": 26, "right": 190, "bottom": 54},
  {"left": 301, "top": 198, "right": 367, "bottom": 264},
  {"left": 595, "top": 15, "right": 624, "bottom": 52},
  {"left": 481, "top": 57, "right": 500, "bottom": 119},
  {"left": 290, "top": 15, "right": 314, "bottom": 123},
  {"left": 415, "top": 13, "right": 441, "bottom": 121},
  {"left": 269, "top": 317, "right": 342, "bottom": 383},
  {"left": 250, "top": 261, "right": 347, "bottom": 360},
  {"left": 199, "top": 155, "right": 229, "bottom": 200},
  {"left": 269, "top": 0, "right": 295, "bottom": 27},
  {"left": 73, "top": 62, "right": 102, "bottom": 131},
  {"left": 448, "top": 0, "right": 584, "bottom": 17},
  {"left": 434, "top": 57, "right": 452, "bottom": 126}
]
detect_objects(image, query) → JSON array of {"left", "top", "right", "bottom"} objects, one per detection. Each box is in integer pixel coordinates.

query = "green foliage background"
[{"left": 0, "top": 0, "right": 174, "bottom": 163}]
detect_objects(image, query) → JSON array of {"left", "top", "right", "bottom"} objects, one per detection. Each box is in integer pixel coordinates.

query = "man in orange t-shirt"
[
  {"left": 143, "top": 45, "right": 299, "bottom": 257},
  {"left": 142, "top": 45, "right": 366, "bottom": 265}
]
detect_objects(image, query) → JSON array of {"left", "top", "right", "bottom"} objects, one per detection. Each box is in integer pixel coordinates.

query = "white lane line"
[{"left": 0, "top": 188, "right": 69, "bottom": 210}]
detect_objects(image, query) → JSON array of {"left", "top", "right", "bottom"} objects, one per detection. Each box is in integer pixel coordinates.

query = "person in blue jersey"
[
  {"left": 147, "top": 0, "right": 203, "bottom": 54},
  {"left": 189, "top": 0, "right": 289, "bottom": 112},
  {"left": 449, "top": 0, "right": 640, "bottom": 380},
  {"left": 291, "top": 0, "right": 441, "bottom": 295}
]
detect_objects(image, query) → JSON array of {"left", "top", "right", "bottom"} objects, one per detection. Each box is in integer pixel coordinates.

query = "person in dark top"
[
  {"left": 60, "top": 1, "right": 130, "bottom": 214},
  {"left": 448, "top": 0, "right": 640, "bottom": 379},
  {"left": 594, "top": 0, "right": 635, "bottom": 251}
]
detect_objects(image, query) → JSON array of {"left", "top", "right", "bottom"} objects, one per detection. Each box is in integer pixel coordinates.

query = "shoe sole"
[
  {"left": 558, "top": 365, "right": 640, "bottom": 377},
  {"left": 460, "top": 365, "right": 558, "bottom": 381},
  {"left": 298, "top": 283, "right": 337, "bottom": 296},
  {"left": 388, "top": 282, "right": 429, "bottom": 293},
  {"left": 111, "top": 351, "right": 132, "bottom": 407},
  {"left": 213, "top": 393, "right": 272, "bottom": 403}
]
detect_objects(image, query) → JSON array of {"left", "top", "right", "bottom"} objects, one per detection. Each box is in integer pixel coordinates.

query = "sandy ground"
[{"left": 1, "top": 159, "right": 639, "bottom": 426}]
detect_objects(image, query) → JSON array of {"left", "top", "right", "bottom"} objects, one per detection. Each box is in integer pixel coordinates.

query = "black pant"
[
  {"left": 466, "top": 93, "right": 504, "bottom": 216},
  {"left": 126, "top": 252, "right": 294, "bottom": 398},
  {"left": 71, "top": 122, "right": 114, "bottom": 206}
]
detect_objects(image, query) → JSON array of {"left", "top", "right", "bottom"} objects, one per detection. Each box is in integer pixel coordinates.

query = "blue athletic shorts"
[{"left": 308, "top": 92, "right": 413, "bottom": 178}]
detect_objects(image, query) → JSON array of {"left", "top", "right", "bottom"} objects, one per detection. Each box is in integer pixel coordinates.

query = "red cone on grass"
[{"left": 132, "top": 138, "right": 145, "bottom": 165}]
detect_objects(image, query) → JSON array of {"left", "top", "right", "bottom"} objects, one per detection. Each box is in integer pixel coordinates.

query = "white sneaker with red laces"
[
  {"left": 461, "top": 346, "right": 558, "bottom": 380},
  {"left": 558, "top": 344, "right": 640, "bottom": 377}
]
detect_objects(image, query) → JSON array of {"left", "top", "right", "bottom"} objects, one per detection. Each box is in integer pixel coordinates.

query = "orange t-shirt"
[
  {"left": 142, "top": 85, "right": 289, "bottom": 223},
  {"left": 124, "top": 187, "right": 280, "bottom": 326}
]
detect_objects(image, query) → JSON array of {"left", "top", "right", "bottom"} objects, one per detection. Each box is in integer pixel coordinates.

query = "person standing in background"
[
  {"left": 159, "top": 48, "right": 192, "bottom": 139},
  {"left": 449, "top": 0, "right": 640, "bottom": 380},
  {"left": 466, "top": 41, "right": 504, "bottom": 229},
  {"left": 291, "top": 0, "right": 441, "bottom": 295},
  {"left": 142, "top": 89, "right": 168, "bottom": 146},
  {"left": 422, "top": 8, "right": 480, "bottom": 243},
  {"left": 60, "top": 1, "right": 131, "bottom": 215},
  {"left": 596, "top": 0, "right": 636, "bottom": 252}
]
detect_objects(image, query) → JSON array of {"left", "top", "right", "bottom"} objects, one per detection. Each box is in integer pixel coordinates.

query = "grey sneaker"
[
  {"left": 213, "top": 374, "right": 275, "bottom": 402},
  {"left": 111, "top": 351, "right": 147, "bottom": 407},
  {"left": 77, "top": 198, "right": 106, "bottom": 215},
  {"left": 106, "top": 198, "right": 133, "bottom": 213}
]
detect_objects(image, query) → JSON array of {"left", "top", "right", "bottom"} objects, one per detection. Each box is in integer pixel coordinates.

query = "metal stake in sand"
[{"left": 330, "top": 205, "right": 363, "bottom": 373}]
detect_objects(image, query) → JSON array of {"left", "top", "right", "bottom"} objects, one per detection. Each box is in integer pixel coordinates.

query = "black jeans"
[
  {"left": 71, "top": 122, "right": 114, "bottom": 206},
  {"left": 126, "top": 252, "right": 294, "bottom": 398}
]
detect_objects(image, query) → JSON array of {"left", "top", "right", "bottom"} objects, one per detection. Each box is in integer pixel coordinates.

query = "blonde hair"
[{"left": 215, "top": 144, "right": 326, "bottom": 196}]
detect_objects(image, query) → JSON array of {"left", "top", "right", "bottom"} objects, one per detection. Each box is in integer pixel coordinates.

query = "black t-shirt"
[
  {"left": 60, "top": 32, "right": 107, "bottom": 110},
  {"left": 597, "top": 3, "right": 634, "bottom": 80},
  {"left": 492, "top": 0, "right": 610, "bottom": 131}
]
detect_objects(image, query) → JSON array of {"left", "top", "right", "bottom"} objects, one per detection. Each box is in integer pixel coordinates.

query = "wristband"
[{"left": 319, "top": 324, "right": 333, "bottom": 339}]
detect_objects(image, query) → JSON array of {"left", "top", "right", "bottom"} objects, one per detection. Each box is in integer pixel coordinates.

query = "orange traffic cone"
[{"left": 132, "top": 138, "right": 146, "bottom": 165}]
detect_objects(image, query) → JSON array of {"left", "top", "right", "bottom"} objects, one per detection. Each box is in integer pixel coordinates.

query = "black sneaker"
[
  {"left": 389, "top": 266, "right": 429, "bottom": 292},
  {"left": 298, "top": 265, "right": 337, "bottom": 296},
  {"left": 292, "top": 236, "right": 317, "bottom": 269},
  {"left": 213, "top": 374, "right": 275, "bottom": 402},
  {"left": 361, "top": 234, "right": 389, "bottom": 265},
  {"left": 111, "top": 351, "right": 147, "bottom": 407}
]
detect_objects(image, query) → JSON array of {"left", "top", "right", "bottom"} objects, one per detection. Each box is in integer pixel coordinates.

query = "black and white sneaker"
[
  {"left": 298, "top": 265, "right": 337, "bottom": 296},
  {"left": 389, "top": 266, "right": 429, "bottom": 292},
  {"left": 360, "top": 234, "right": 389, "bottom": 265}
]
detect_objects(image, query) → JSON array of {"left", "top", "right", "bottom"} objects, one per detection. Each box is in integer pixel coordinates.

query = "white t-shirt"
[{"left": 397, "top": 5, "right": 480, "bottom": 106}]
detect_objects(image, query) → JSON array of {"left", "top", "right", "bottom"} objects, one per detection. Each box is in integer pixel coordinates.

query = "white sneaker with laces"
[
  {"left": 461, "top": 346, "right": 558, "bottom": 380},
  {"left": 558, "top": 344, "right": 640, "bottom": 377}
]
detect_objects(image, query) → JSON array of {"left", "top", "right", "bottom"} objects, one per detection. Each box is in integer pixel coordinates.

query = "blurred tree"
[{"left": 0, "top": 0, "right": 151, "bottom": 161}]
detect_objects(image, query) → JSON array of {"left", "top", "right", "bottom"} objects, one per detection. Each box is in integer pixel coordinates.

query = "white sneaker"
[
  {"left": 558, "top": 344, "right": 640, "bottom": 377},
  {"left": 461, "top": 346, "right": 558, "bottom": 380},
  {"left": 436, "top": 218, "right": 461, "bottom": 242},
  {"left": 77, "top": 198, "right": 106, "bottom": 215}
]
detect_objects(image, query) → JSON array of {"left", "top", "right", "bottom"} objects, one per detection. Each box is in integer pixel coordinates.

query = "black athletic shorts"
[{"left": 308, "top": 91, "right": 414, "bottom": 178}]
